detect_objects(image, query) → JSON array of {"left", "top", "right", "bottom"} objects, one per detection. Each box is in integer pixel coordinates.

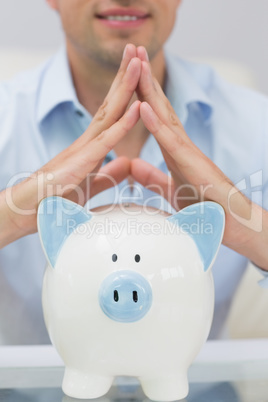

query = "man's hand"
[
  {"left": 0, "top": 44, "right": 141, "bottom": 247},
  {"left": 131, "top": 46, "right": 268, "bottom": 270}
]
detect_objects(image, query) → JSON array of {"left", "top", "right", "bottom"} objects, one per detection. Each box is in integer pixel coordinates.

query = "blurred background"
[
  {"left": 0, "top": 0, "right": 268, "bottom": 338},
  {"left": 0, "top": 0, "right": 267, "bottom": 94}
]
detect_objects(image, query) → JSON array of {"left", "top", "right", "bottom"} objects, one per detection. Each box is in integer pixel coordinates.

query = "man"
[{"left": 0, "top": 0, "right": 267, "bottom": 343}]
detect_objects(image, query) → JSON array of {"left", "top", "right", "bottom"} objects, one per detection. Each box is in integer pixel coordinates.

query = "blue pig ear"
[
  {"left": 167, "top": 202, "right": 225, "bottom": 272},
  {"left": 37, "top": 196, "right": 92, "bottom": 268}
]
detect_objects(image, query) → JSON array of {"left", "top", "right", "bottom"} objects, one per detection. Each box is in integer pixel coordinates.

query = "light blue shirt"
[{"left": 0, "top": 47, "right": 267, "bottom": 344}]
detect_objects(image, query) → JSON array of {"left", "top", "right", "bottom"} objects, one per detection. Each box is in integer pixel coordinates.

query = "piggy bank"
[{"left": 37, "top": 197, "right": 225, "bottom": 401}]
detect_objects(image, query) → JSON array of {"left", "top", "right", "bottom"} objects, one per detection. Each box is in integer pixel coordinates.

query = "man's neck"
[{"left": 67, "top": 43, "right": 166, "bottom": 158}]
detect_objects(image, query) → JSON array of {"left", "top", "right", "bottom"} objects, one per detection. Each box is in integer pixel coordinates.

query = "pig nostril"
[
  {"left": 114, "top": 290, "right": 119, "bottom": 302},
  {"left": 133, "top": 291, "right": 138, "bottom": 303}
]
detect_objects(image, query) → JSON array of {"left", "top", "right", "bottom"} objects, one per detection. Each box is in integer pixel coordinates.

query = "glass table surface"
[{"left": 1, "top": 340, "right": 268, "bottom": 402}]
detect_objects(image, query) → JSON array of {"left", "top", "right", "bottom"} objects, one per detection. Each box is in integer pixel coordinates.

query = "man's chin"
[
  {"left": 83, "top": 35, "right": 159, "bottom": 69},
  {"left": 87, "top": 43, "right": 129, "bottom": 69}
]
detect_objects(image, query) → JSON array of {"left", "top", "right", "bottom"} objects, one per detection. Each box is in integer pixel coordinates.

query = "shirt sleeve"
[
  {"left": 252, "top": 100, "right": 268, "bottom": 288},
  {"left": 254, "top": 265, "right": 268, "bottom": 288}
]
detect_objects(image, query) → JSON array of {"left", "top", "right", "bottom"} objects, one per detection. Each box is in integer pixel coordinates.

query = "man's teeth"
[{"left": 105, "top": 15, "right": 139, "bottom": 21}]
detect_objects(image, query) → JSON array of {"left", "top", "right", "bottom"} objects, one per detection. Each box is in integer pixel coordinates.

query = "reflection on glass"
[{"left": 6, "top": 379, "right": 268, "bottom": 402}]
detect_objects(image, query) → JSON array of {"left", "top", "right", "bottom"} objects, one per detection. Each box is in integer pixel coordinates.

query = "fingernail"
[
  {"left": 129, "top": 101, "right": 139, "bottom": 111},
  {"left": 144, "top": 102, "right": 153, "bottom": 112},
  {"left": 142, "top": 102, "right": 156, "bottom": 119},
  {"left": 123, "top": 44, "right": 129, "bottom": 59},
  {"left": 127, "top": 58, "right": 134, "bottom": 71},
  {"left": 144, "top": 48, "right": 149, "bottom": 62}
]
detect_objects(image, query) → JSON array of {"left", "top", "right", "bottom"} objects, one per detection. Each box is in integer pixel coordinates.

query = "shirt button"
[
  {"left": 76, "top": 110, "right": 84, "bottom": 117},
  {"left": 104, "top": 155, "right": 113, "bottom": 164}
]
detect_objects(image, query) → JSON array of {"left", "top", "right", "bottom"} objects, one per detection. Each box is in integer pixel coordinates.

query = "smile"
[
  {"left": 101, "top": 15, "right": 142, "bottom": 21},
  {"left": 96, "top": 8, "right": 150, "bottom": 28}
]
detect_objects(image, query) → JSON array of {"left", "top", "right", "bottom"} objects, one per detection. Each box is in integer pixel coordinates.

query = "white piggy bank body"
[{"left": 38, "top": 198, "right": 225, "bottom": 401}]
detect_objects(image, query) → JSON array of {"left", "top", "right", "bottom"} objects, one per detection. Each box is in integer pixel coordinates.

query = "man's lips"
[{"left": 96, "top": 8, "right": 150, "bottom": 28}]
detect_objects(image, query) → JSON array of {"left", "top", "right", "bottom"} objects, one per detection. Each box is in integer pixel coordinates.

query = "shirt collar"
[
  {"left": 36, "top": 47, "right": 87, "bottom": 125},
  {"left": 164, "top": 51, "right": 213, "bottom": 125},
  {"left": 37, "top": 47, "right": 213, "bottom": 126}
]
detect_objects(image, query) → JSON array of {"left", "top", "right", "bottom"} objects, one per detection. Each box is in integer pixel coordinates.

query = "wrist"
[
  {"left": 0, "top": 177, "right": 40, "bottom": 248},
  {"left": 224, "top": 203, "right": 268, "bottom": 271}
]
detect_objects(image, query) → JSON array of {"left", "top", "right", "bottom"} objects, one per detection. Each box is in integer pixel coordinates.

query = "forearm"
[
  {"left": 0, "top": 176, "right": 41, "bottom": 248},
  {"left": 0, "top": 192, "right": 23, "bottom": 247},
  {"left": 0, "top": 170, "right": 64, "bottom": 248},
  {"left": 224, "top": 202, "right": 268, "bottom": 271}
]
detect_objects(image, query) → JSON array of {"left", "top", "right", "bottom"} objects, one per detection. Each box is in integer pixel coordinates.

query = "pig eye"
[
  {"left": 134, "top": 254, "right": 141, "bottom": 263},
  {"left": 112, "top": 254, "right": 118, "bottom": 262}
]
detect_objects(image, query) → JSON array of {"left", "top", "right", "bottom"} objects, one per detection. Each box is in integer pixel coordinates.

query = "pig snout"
[{"left": 99, "top": 271, "right": 152, "bottom": 323}]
